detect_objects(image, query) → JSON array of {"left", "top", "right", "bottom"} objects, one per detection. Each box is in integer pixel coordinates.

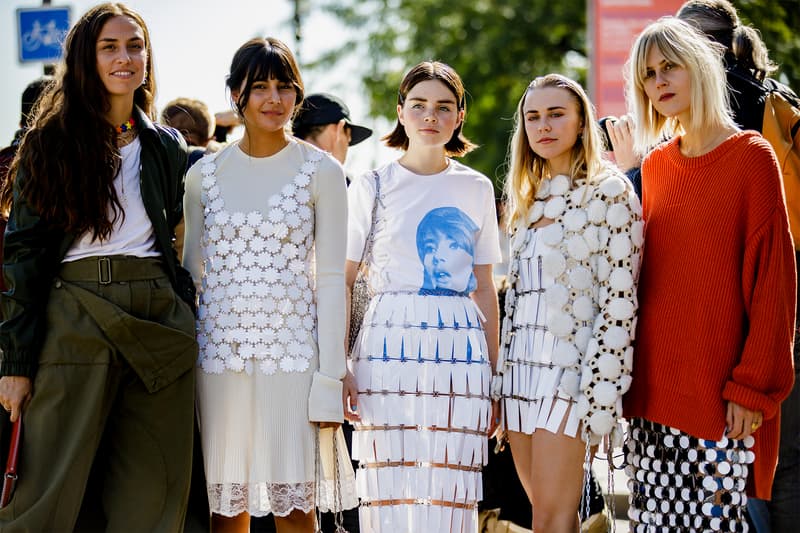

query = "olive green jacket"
[{"left": 0, "top": 108, "right": 195, "bottom": 378}]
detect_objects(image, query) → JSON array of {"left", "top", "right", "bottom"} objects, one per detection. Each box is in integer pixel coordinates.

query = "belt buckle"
[{"left": 98, "top": 257, "right": 112, "bottom": 285}]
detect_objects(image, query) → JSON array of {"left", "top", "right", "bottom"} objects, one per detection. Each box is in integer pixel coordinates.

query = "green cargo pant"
[{"left": 0, "top": 257, "right": 198, "bottom": 532}]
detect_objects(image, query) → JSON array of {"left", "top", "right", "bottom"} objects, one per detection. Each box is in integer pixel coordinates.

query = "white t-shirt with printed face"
[{"left": 347, "top": 159, "right": 501, "bottom": 295}]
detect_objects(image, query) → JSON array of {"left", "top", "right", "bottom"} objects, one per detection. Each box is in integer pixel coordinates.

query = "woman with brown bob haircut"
[
  {"left": 382, "top": 62, "right": 476, "bottom": 156},
  {"left": 344, "top": 61, "right": 502, "bottom": 532}
]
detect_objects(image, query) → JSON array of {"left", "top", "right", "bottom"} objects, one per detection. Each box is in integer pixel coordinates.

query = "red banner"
[{"left": 589, "top": 0, "right": 685, "bottom": 119}]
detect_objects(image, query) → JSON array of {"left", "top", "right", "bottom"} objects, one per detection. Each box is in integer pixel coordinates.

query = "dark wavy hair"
[
  {"left": 677, "top": 0, "right": 777, "bottom": 81},
  {"left": 1, "top": 2, "right": 156, "bottom": 240},
  {"left": 226, "top": 37, "right": 304, "bottom": 119},
  {"left": 382, "top": 61, "right": 476, "bottom": 157}
]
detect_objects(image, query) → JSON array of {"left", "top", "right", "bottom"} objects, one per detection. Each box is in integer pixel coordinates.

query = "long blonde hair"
[
  {"left": 503, "top": 74, "right": 605, "bottom": 230},
  {"left": 627, "top": 17, "right": 737, "bottom": 154}
]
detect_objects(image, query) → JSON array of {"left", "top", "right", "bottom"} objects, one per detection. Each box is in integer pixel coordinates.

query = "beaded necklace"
[
  {"left": 116, "top": 117, "right": 135, "bottom": 133},
  {"left": 116, "top": 117, "right": 137, "bottom": 148}
]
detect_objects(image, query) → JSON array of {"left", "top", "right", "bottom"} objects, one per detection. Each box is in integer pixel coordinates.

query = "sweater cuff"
[
  {"left": 0, "top": 353, "right": 37, "bottom": 378},
  {"left": 308, "top": 371, "right": 344, "bottom": 423},
  {"left": 722, "top": 380, "right": 781, "bottom": 420}
]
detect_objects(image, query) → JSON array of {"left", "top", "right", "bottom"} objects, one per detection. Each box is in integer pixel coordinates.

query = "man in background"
[
  {"left": 161, "top": 97, "right": 220, "bottom": 169},
  {"left": 292, "top": 93, "right": 372, "bottom": 172}
]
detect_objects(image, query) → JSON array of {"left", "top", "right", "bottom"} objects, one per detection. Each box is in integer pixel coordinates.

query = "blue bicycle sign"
[{"left": 17, "top": 7, "right": 71, "bottom": 63}]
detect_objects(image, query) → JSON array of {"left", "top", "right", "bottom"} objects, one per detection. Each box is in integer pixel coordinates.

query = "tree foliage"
[
  {"left": 736, "top": 0, "right": 800, "bottom": 89},
  {"left": 318, "top": 0, "right": 800, "bottom": 191},
  {"left": 317, "top": 0, "right": 586, "bottom": 188}
]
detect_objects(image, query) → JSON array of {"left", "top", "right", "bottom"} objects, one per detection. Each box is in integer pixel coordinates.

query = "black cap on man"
[{"left": 293, "top": 93, "right": 372, "bottom": 146}]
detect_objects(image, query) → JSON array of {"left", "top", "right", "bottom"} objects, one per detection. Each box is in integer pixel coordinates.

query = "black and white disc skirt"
[{"left": 625, "top": 418, "right": 755, "bottom": 532}]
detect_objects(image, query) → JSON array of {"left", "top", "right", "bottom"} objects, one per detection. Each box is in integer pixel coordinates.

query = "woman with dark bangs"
[
  {"left": 182, "top": 37, "right": 355, "bottom": 532},
  {"left": 0, "top": 3, "right": 196, "bottom": 530},
  {"left": 345, "top": 61, "right": 501, "bottom": 533}
]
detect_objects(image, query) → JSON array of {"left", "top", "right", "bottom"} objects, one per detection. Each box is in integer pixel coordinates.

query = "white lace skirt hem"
[
  {"left": 208, "top": 454, "right": 359, "bottom": 518},
  {"left": 209, "top": 481, "right": 315, "bottom": 518},
  {"left": 197, "top": 368, "right": 357, "bottom": 517}
]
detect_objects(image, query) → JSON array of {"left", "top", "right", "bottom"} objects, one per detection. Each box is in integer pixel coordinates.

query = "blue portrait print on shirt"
[{"left": 416, "top": 207, "right": 479, "bottom": 294}]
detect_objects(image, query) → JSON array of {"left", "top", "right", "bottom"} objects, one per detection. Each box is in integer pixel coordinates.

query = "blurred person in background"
[
  {"left": 292, "top": 93, "right": 372, "bottom": 181},
  {"left": 161, "top": 97, "right": 221, "bottom": 168}
]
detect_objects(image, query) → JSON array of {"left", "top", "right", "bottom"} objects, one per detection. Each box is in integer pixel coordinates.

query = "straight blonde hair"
[
  {"left": 627, "top": 16, "right": 737, "bottom": 154},
  {"left": 503, "top": 74, "right": 606, "bottom": 230}
]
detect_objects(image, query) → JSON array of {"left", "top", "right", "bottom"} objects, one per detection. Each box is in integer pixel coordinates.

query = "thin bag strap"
[{"left": 358, "top": 170, "right": 382, "bottom": 267}]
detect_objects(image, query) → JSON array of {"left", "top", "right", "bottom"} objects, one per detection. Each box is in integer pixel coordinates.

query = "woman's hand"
[
  {"left": 607, "top": 114, "right": 641, "bottom": 172},
  {"left": 318, "top": 421, "right": 341, "bottom": 429},
  {"left": 0, "top": 376, "right": 32, "bottom": 423},
  {"left": 342, "top": 369, "right": 360, "bottom": 423},
  {"left": 726, "top": 401, "right": 763, "bottom": 440}
]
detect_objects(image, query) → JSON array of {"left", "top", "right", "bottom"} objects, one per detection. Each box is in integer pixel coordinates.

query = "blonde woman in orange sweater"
[{"left": 624, "top": 17, "right": 796, "bottom": 531}]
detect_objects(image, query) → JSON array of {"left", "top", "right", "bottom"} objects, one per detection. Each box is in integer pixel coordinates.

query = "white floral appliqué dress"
[{"left": 194, "top": 142, "right": 356, "bottom": 518}]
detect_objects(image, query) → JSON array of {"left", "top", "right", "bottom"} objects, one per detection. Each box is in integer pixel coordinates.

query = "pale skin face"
[
  {"left": 95, "top": 15, "right": 147, "bottom": 119},
  {"left": 523, "top": 86, "right": 583, "bottom": 177},
  {"left": 421, "top": 231, "right": 473, "bottom": 292},
  {"left": 642, "top": 45, "right": 692, "bottom": 126},
  {"left": 398, "top": 79, "right": 464, "bottom": 151}
]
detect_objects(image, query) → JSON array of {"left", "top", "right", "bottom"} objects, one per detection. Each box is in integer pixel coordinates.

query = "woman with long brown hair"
[{"left": 0, "top": 3, "right": 197, "bottom": 530}]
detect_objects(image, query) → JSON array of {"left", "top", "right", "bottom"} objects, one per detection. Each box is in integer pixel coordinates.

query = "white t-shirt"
[
  {"left": 64, "top": 137, "right": 159, "bottom": 261},
  {"left": 347, "top": 159, "right": 501, "bottom": 295}
]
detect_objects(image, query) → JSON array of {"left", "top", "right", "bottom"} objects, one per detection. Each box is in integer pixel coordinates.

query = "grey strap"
[{"left": 358, "top": 170, "right": 382, "bottom": 267}]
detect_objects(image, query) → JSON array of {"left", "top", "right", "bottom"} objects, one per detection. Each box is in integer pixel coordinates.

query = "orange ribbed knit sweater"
[{"left": 624, "top": 131, "right": 796, "bottom": 499}]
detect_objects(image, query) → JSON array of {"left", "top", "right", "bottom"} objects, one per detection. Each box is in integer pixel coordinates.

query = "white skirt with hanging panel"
[
  {"left": 500, "top": 227, "right": 581, "bottom": 437},
  {"left": 350, "top": 291, "right": 492, "bottom": 533}
]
